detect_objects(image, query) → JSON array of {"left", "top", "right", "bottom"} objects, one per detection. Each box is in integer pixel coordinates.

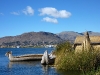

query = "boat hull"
[
  {"left": 5, "top": 52, "right": 43, "bottom": 62},
  {"left": 9, "top": 54, "right": 43, "bottom": 62}
]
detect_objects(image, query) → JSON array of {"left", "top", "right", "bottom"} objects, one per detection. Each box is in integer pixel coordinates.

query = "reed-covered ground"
[{"left": 54, "top": 42, "right": 100, "bottom": 75}]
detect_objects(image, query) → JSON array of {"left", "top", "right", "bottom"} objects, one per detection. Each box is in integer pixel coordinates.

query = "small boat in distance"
[
  {"left": 5, "top": 51, "right": 43, "bottom": 62},
  {"left": 16, "top": 46, "right": 20, "bottom": 48}
]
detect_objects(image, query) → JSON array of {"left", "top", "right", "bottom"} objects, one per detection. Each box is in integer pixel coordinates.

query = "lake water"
[
  {"left": 0, "top": 48, "right": 60, "bottom": 75},
  {"left": 0, "top": 48, "right": 83, "bottom": 75}
]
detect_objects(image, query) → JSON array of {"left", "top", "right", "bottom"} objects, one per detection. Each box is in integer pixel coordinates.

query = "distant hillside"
[
  {"left": 82, "top": 31, "right": 100, "bottom": 36},
  {"left": 0, "top": 31, "right": 100, "bottom": 48},
  {"left": 57, "top": 31, "right": 80, "bottom": 42},
  {"left": 57, "top": 31, "right": 100, "bottom": 42},
  {"left": 0, "top": 32, "right": 63, "bottom": 48}
]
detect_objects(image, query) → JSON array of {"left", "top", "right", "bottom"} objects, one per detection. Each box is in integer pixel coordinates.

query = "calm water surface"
[
  {"left": 0, "top": 48, "right": 59, "bottom": 75},
  {"left": 0, "top": 48, "right": 82, "bottom": 75}
]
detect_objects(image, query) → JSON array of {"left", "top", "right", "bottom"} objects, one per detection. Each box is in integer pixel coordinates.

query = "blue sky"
[{"left": 0, "top": 0, "right": 100, "bottom": 37}]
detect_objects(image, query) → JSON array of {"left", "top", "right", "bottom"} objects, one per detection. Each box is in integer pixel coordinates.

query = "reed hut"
[{"left": 74, "top": 32, "right": 100, "bottom": 52}]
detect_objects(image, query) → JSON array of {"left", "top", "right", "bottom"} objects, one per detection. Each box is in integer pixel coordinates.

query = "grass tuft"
[{"left": 54, "top": 41, "right": 100, "bottom": 72}]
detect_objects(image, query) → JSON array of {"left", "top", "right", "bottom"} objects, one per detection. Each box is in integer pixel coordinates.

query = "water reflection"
[
  {"left": 42, "top": 65, "right": 59, "bottom": 75},
  {"left": 6, "top": 61, "right": 83, "bottom": 75},
  {"left": 8, "top": 61, "right": 40, "bottom": 68},
  {"left": 42, "top": 65, "right": 49, "bottom": 75},
  {"left": 7, "top": 61, "right": 59, "bottom": 75}
]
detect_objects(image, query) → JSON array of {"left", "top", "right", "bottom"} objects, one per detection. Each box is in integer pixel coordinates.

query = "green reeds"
[{"left": 55, "top": 41, "right": 100, "bottom": 72}]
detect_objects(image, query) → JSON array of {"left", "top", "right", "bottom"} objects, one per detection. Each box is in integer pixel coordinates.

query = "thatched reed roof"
[{"left": 74, "top": 36, "right": 100, "bottom": 44}]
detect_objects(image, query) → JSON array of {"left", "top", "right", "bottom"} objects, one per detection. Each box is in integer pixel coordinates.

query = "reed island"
[{"left": 54, "top": 31, "right": 100, "bottom": 75}]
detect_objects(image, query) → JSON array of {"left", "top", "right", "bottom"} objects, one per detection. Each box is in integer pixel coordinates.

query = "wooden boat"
[
  {"left": 41, "top": 50, "right": 56, "bottom": 65},
  {"left": 5, "top": 51, "right": 43, "bottom": 62}
]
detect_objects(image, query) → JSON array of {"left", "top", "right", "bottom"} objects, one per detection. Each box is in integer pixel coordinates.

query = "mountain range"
[
  {"left": 0, "top": 31, "right": 100, "bottom": 48},
  {"left": 57, "top": 31, "right": 100, "bottom": 42}
]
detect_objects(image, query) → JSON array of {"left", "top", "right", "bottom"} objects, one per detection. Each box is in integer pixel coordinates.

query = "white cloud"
[
  {"left": 42, "top": 17, "right": 58, "bottom": 24},
  {"left": 39, "top": 7, "right": 71, "bottom": 18},
  {"left": 0, "top": 13, "right": 4, "bottom": 15},
  {"left": 11, "top": 12, "right": 20, "bottom": 15},
  {"left": 23, "top": 6, "right": 34, "bottom": 16}
]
